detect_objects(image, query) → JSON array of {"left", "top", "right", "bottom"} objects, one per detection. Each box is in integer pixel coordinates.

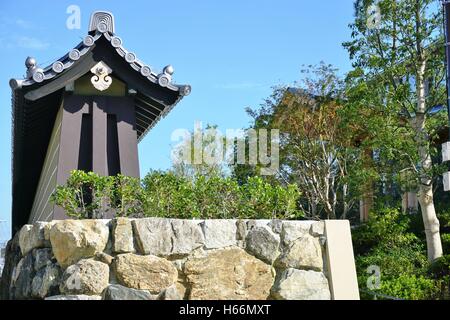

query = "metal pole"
[
  {"left": 442, "top": 1, "right": 450, "bottom": 191},
  {"left": 443, "top": 1, "right": 450, "bottom": 135}
]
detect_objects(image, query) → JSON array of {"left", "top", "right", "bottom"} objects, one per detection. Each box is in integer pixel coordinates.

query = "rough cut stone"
[
  {"left": 45, "top": 294, "right": 102, "bottom": 300},
  {"left": 201, "top": 220, "right": 237, "bottom": 249},
  {"left": 49, "top": 220, "right": 109, "bottom": 268},
  {"left": 33, "top": 248, "right": 53, "bottom": 271},
  {"left": 158, "top": 284, "right": 183, "bottom": 300},
  {"left": 246, "top": 220, "right": 270, "bottom": 231},
  {"left": 95, "top": 252, "right": 114, "bottom": 265},
  {"left": 19, "top": 222, "right": 50, "bottom": 256},
  {"left": 112, "top": 218, "right": 135, "bottom": 254},
  {"left": 310, "top": 221, "right": 325, "bottom": 237},
  {"left": 184, "top": 247, "right": 274, "bottom": 300},
  {"left": 0, "top": 233, "right": 21, "bottom": 300},
  {"left": 132, "top": 218, "right": 173, "bottom": 256},
  {"left": 271, "top": 269, "right": 330, "bottom": 300},
  {"left": 10, "top": 252, "right": 35, "bottom": 299},
  {"left": 170, "top": 220, "right": 204, "bottom": 255},
  {"left": 268, "top": 219, "right": 283, "bottom": 234},
  {"left": 276, "top": 235, "right": 323, "bottom": 271},
  {"left": 43, "top": 221, "right": 56, "bottom": 242},
  {"left": 236, "top": 220, "right": 248, "bottom": 240},
  {"left": 60, "top": 259, "right": 109, "bottom": 295},
  {"left": 245, "top": 226, "right": 280, "bottom": 264},
  {"left": 280, "top": 221, "right": 314, "bottom": 245},
  {"left": 132, "top": 218, "right": 204, "bottom": 256},
  {"left": 103, "top": 284, "right": 156, "bottom": 300},
  {"left": 114, "top": 253, "right": 178, "bottom": 294},
  {"left": 31, "top": 263, "right": 61, "bottom": 298}
]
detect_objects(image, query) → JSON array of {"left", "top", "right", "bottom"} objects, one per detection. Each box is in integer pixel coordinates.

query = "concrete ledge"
[{"left": 324, "top": 220, "right": 360, "bottom": 300}]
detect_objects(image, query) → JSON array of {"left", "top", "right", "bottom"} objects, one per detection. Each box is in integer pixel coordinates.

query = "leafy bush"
[
  {"left": 52, "top": 170, "right": 303, "bottom": 220},
  {"left": 352, "top": 208, "right": 417, "bottom": 255},
  {"left": 428, "top": 255, "right": 450, "bottom": 300},
  {"left": 51, "top": 170, "right": 142, "bottom": 219},
  {"left": 377, "top": 275, "right": 440, "bottom": 300},
  {"left": 353, "top": 208, "right": 442, "bottom": 300},
  {"left": 142, "top": 171, "right": 303, "bottom": 220},
  {"left": 442, "top": 234, "right": 450, "bottom": 254},
  {"left": 429, "top": 255, "right": 450, "bottom": 279}
]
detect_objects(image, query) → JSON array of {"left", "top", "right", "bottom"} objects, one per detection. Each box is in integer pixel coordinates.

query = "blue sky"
[{"left": 0, "top": 0, "right": 355, "bottom": 239}]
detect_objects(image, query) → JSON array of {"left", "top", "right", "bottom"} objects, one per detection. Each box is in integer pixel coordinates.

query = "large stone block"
[
  {"left": 276, "top": 235, "right": 323, "bottom": 271},
  {"left": 19, "top": 222, "right": 50, "bottom": 256},
  {"left": 0, "top": 233, "right": 21, "bottom": 300},
  {"left": 280, "top": 221, "right": 314, "bottom": 245},
  {"left": 245, "top": 226, "right": 280, "bottom": 264},
  {"left": 45, "top": 295, "right": 102, "bottom": 300},
  {"left": 49, "top": 220, "right": 109, "bottom": 268},
  {"left": 132, "top": 218, "right": 204, "bottom": 256},
  {"left": 184, "top": 247, "right": 274, "bottom": 300},
  {"left": 271, "top": 269, "right": 330, "bottom": 300},
  {"left": 112, "top": 218, "right": 135, "bottom": 254},
  {"left": 132, "top": 218, "right": 173, "bottom": 256},
  {"left": 113, "top": 253, "right": 178, "bottom": 294},
  {"left": 33, "top": 248, "right": 53, "bottom": 271},
  {"left": 157, "top": 284, "right": 183, "bottom": 300},
  {"left": 10, "top": 252, "right": 35, "bottom": 299},
  {"left": 60, "top": 259, "right": 109, "bottom": 295},
  {"left": 170, "top": 219, "right": 204, "bottom": 255},
  {"left": 103, "top": 284, "right": 156, "bottom": 300},
  {"left": 201, "top": 220, "right": 237, "bottom": 249},
  {"left": 31, "top": 263, "right": 61, "bottom": 299}
]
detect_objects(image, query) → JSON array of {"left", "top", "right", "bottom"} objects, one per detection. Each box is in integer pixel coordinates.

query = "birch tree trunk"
[{"left": 414, "top": 60, "right": 443, "bottom": 262}]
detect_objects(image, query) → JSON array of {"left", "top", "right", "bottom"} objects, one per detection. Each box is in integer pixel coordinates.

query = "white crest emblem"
[{"left": 90, "top": 61, "right": 113, "bottom": 91}]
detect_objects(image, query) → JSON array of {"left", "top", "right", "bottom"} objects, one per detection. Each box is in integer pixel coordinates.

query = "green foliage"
[
  {"left": 352, "top": 208, "right": 417, "bottom": 255},
  {"left": 429, "top": 255, "right": 450, "bottom": 279},
  {"left": 442, "top": 235, "right": 450, "bottom": 255},
  {"left": 50, "top": 170, "right": 113, "bottom": 219},
  {"left": 111, "top": 174, "right": 145, "bottom": 217},
  {"left": 378, "top": 275, "right": 440, "bottom": 300},
  {"left": 142, "top": 171, "right": 303, "bottom": 220},
  {"left": 353, "top": 208, "right": 443, "bottom": 300},
  {"left": 428, "top": 255, "right": 450, "bottom": 300},
  {"left": 51, "top": 170, "right": 142, "bottom": 219},
  {"left": 52, "top": 170, "right": 303, "bottom": 220}
]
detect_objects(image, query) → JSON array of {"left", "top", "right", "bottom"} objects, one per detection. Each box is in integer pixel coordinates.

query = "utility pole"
[{"left": 442, "top": 1, "right": 450, "bottom": 191}]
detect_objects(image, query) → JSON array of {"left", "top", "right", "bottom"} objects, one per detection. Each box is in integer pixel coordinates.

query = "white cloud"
[
  {"left": 14, "top": 36, "right": 49, "bottom": 50},
  {"left": 15, "top": 19, "right": 33, "bottom": 29}
]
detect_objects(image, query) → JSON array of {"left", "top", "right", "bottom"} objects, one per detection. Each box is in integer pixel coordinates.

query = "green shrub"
[
  {"left": 429, "top": 255, "right": 450, "bottom": 279},
  {"left": 442, "top": 234, "right": 450, "bottom": 254},
  {"left": 52, "top": 170, "right": 303, "bottom": 220},
  {"left": 51, "top": 170, "right": 142, "bottom": 219},
  {"left": 50, "top": 170, "right": 114, "bottom": 219},
  {"left": 352, "top": 208, "right": 417, "bottom": 255},
  {"left": 428, "top": 255, "right": 450, "bottom": 299},
  {"left": 438, "top": 210, "right": 450, "bottom": 228},
  {"left": 356, "top": 243, "right": 428, "bottom": 279},
  {"left": 239, "top": 177, "right": 302, "bottom": 220},
  {"left": 378, "top": 275, "right": 440, "bottom": 300},
  {"left": 353, "top": 207, "right": 442, "bottom": 300},
  {"left": 142, "top": 171, "right": 303, "bottom": 220}
]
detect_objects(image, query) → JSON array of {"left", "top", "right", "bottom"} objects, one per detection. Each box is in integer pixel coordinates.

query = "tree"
[
  {"left": 241, "top": 63, "right": 375, "bottom": 219},
  {"left": 171, "top": 124, "right": 227, "bottom": 180},
  {"left": 344, "top": 0, "right": 445, "bottom": 261}
]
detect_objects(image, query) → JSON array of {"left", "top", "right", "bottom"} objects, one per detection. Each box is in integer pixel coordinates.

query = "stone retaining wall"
[{"left": 0, "top": 218, "right": 357, "bottom": 300}]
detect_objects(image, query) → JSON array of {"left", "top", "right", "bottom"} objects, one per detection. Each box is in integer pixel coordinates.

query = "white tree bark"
[{"left": 415, "top": 60, "right": 443, "bottom": 262}]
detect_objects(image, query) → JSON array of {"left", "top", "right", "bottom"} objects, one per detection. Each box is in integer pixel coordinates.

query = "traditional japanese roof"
[{"left": 10, "top": 11, "right": 191, "bottom": 232}]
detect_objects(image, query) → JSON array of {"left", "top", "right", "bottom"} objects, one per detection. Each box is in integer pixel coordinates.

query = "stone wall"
[{"left": 0, "top": 218, "right": 354, "bottom": 300}]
